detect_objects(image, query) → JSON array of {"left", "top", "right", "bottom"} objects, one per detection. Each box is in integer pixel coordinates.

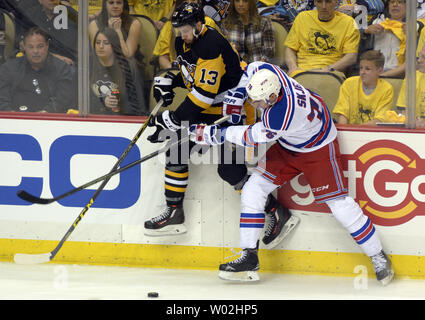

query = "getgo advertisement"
[{"left": 279, "top": 139, "right": 425, "bottom": 227}]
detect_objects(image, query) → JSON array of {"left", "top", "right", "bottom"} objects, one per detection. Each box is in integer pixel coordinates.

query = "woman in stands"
[
  {"left": 90, "top": 28, "right": 146, "bottom": 115},
  {"left": 89, "top": 0, "right": 142, "bottom": 59},
  {"left": 220, "top": 0, "right": 275, "bottom": 64}
]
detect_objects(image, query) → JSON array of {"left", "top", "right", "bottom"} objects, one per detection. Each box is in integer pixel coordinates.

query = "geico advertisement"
[
  {"left": 279, "top": 138, "right": 425, "bottom": 227},
  {"left": 0, "top": 125, "right": 143, "bottom": 210}
]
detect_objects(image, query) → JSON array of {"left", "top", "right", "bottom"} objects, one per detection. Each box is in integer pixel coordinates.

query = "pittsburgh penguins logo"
[
  {"left": 92, "top": 80, "right": 119, "bottom": 98},
  {"left": 177, "top": 55, "right": 196, "bottom": 88},
  {"left": 308, "top": 30, "right": 336, "bottom": 54}
]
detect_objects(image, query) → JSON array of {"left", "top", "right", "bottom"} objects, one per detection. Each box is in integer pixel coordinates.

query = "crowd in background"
[{"left": 0, "top": 0, "right": 424, "bottom": 127}]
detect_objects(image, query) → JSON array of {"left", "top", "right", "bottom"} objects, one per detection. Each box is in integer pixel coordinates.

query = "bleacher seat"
[
  {"left": 133, "top": 14, "right": 159, "bottom": 81},
  {"left": 293, "top": 71, "right": 345, "bottom": 113},
  {"left": 270, "top": 19, "right": 288, "bottom": 68},
  {"left": 0, "top": 9, "right": 16, "bottom": 63},
  {"left": 380, "top": 77, "right": 404, "bottom": 107}
]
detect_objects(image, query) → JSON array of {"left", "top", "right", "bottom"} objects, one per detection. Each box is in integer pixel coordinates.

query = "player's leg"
[
  {"left": 219, "top": 144, "right": 300, "bottom": 281},
  {"left": 306, "top": 140, "right": 394, "bottom": 285},
  {"left": 218, "top": 173, "right": 276, "bottom": 281},
  {"left": 217, "top": 143, "right": 299, "bottom": 249},
  {"left": 326, "top": 196, "right": 394, "bottom": 285},
  {"left": 144, "top": 135, "right": 191, "bottom": 236}
]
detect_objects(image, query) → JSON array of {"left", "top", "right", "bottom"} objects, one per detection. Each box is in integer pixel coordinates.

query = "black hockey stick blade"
[{"left": 17, "top": 190, "right": 55, "bottom": 204}]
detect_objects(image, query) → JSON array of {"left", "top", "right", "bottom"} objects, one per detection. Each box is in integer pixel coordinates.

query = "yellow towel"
[
  {"left": 380, "top": 18, "right": 406, "bottom": 65},
  {"left": 384, "top": 110, "right": 405, "bottom": 123}
]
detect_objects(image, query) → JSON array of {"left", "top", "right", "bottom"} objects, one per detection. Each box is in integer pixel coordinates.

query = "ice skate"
[
  {"left": 144, "top": 205, "right": 187, "bottom": 236},
  {"left": 262, "top": 195, "right": 300, "bottom": 249},
  {"left": 218, "top": 248, "right": 260, "bottom": 282},
  {"left": 371, "top": 250, "right": 394, "bottom": 286}
]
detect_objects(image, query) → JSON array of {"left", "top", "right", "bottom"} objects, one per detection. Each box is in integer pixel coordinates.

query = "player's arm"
[{"left": 190, "top": 121, "right": 284, "bottom": 146}]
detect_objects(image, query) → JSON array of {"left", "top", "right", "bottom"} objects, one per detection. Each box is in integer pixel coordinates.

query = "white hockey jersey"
[{"left": 224, "top": 62, "right": 337, "bottom": 153}]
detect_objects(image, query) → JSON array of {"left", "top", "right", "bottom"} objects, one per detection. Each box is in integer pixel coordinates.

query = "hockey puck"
[{"left": 148, "top": 292, "right": 159, "bottom": 298}]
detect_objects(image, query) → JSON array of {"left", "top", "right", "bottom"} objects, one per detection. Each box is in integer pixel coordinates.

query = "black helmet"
[{"left": 171, "top": 2, "right": 205, "bottom": 28}]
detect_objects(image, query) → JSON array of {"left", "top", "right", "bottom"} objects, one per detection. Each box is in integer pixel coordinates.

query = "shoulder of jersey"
[
  {"left": 263, "top": 99, "right": 292, "bottom": 132},
  {"left": 195, "top": 26, "right": 227, "bottom": 59}
]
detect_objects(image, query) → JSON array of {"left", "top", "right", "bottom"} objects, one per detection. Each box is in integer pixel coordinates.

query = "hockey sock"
[
  {"left": 326, "top": 196, "right": 382, "bottom": 256},
  {"left": 164, "top": 165, "right": 188, "bottom": 206},
  {"left": 239, "top": 173, "right": 278, "bottom": 248},
  {"left": 240, "top": 213, "right": 265, "bottom": 248}
]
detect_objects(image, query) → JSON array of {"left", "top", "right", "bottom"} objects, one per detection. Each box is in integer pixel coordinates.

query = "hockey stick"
[
  {"left": 14, "top": 114, "right": 229, "bottom": 264},
  {"left": 14, "top": 99, "right": 164, "bottom": 265},
  {"left": 18, "top": 114, "right": 240, "bottom": 205}
]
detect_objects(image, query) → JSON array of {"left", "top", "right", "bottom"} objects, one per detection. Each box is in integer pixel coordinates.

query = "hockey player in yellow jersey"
[{"left": 144, "top": 2, "right": 299, "bottom": 245}]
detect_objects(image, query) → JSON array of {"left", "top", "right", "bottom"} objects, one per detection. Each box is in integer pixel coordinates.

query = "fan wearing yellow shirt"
[
  {"left": 284, "top": 0, "right": 360, "bottom": 77},
  {"left": 396, "top": 44, "right": 425, "bottom": 128},
  {"left": 153, "top": 0, "right": 220, "bottom": 70},
  {"left": 333, "top": 50, "right": 394, "bottom": 125},
  {"left": 128, "top": 0, "right": 175, "bottom": 30}
]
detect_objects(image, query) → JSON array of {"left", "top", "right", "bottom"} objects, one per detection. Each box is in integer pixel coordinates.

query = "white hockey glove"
[
  {"left": 189, "top": 124, "right": 226, "bottom": 145},
  {"left": 147, "top": 110, "right": 181, "bottom": 143},
  {"left": 153, "top": 71, "right": 176, "bottom": 107},
  {"left": 222, "top": 93, "right": 244, "bottom": 124}
]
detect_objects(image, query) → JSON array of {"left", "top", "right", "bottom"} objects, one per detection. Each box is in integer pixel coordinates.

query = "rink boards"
[{"left": 0, "top": 115, "right": 425, "bottom": 279}]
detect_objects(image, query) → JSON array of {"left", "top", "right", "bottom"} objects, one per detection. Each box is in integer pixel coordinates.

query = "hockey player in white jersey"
[{"left": 190, "top": 61, "right": 394, "bottom": 285}]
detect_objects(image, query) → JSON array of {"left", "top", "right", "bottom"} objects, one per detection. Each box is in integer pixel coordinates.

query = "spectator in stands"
[
  {"left": 67, "top": 0, "right": 103, "bottom": 21},
  {"left": 395, "top": 43, "right": 425, "bottom": 128},
  {"left": 221, "top": 0, "right": 274, "bottom": 64},
  {"left": 90, "top": 27, "right": 146, "bottom": 115},
  {"left": 8, "top": 0, "right": 79, "bottom": 65},
  {"left": 337, "top": 0, "right": 384, "bottom": 26},
  {"left": 89, "top": 0, "right": 142, "bottom": 60},
  {"left": 333, "top": 50, "right": 393, "bottom": 125},
  {"left": 0, "top": 27, "right": 76, "bottom": 112},
  {"left": 284, "top": 0, "right": 360, "bottom": 78},
  {"left": 129, "top": 0, "right": 175, "bottom": 31},
  {"left": 153, "top": 0, "right": 221, "bottom": 70},
  {"left": 361, "top": 0, "right": 408, "bottom": 78}
]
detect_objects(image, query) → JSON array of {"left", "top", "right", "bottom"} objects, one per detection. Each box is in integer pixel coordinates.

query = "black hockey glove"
[
  {"left": 147, "top": 110, "right": 181, "bottom": 143},
  {"left": 153, "top": 71, "right": 176, "bottom": 107}
]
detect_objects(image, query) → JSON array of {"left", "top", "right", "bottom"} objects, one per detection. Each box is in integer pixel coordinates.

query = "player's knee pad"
[
  {"left": 217, "top": 163, "right": 247, "bottom": 187},
  {"left": 326, "top": 196, "right": 364, "bottom": 229},
  {"left": 241, "top": 173, "right": 278, "bottom": 213}
]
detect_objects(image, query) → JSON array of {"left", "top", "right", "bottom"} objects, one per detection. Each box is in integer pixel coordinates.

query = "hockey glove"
[
  {"left": 189, "top": 124, "right": 225, "bottom": 145},
  {"left": 222, "top": 93, "right": 244, "bottom": 124},
  {"left": 147, "top": 110, "right": 181, "bottom": 143},
  {"left": 153, "top": 71, "right": 176, "bottom": 107}
]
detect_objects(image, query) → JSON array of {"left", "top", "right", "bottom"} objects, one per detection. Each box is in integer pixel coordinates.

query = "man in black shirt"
[{"left": 0, "top": 27, "right": 76, "bottom": 112}]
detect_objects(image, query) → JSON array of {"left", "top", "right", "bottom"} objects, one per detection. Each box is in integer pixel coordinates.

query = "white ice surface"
[{"left": 0, "top": 262, "right": 424, "bottom": 300}]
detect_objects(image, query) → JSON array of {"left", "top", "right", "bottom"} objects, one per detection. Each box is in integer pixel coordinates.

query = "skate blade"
[
  {"left": 144, "top": 224, "right": 187, "bottom": 237},
  {"left": 379, "top": 269, "right": 395, "bottom": 286},
  {"left": 262, "top": 215, "right": 300, "bottom": 249},
  {"left": 218, "top": 271, "right": 260, "bottom": 282}
]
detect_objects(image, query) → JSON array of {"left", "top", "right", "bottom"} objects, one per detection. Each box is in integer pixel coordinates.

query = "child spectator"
[
  {"left": 395, "top": 43, "right": 425, "bottom": 128},
  {"left": 333, "top": 50, "right": 393, "bottom": 125}
]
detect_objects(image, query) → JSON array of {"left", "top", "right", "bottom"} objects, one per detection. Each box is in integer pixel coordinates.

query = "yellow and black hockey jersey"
[{"left": 172, "top": 25, "right": 244, "bottom": 123}]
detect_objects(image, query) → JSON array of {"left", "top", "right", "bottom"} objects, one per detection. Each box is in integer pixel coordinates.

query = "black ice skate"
[
  {"left": 218, "top": 248, "right": 260, "bottom": 282},
  {"left": 371, "top": 250, "right": 394, "bottom": 286},
  {"left": 144, "top": 205, "right": 187, "bottom": 236},
  {"left": 262, "top": 195, "right": 300, "bottom": 249}
]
